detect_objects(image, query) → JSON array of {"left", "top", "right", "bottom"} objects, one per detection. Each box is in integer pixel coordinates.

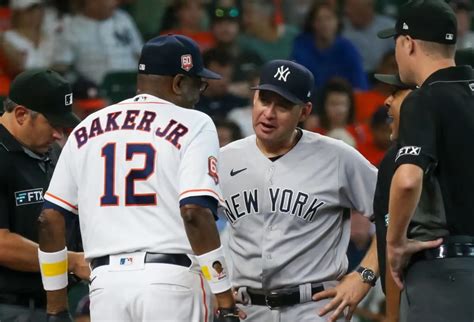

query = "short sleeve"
[
  {"left": 44, "top": 138, "right": 78, "bottom": 214},
  {"left": 395, "top": 92, "right": 437, "bottom": 171},
  {"left": 178, "top": 119, "right": 223, "bottom": 204},
  {"left": 339, "top": 145, "right": 378, "bottom": 217}
]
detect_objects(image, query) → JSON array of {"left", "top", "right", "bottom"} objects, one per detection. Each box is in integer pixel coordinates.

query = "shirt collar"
[
  {"left": 423, "top": 66, "right": 474, "bottom": 87},
  {"left": 0, "top": 124, "right": 50, "bottom": 161}
]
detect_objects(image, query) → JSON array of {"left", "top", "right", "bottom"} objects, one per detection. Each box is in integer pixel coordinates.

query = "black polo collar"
[
  {"left": 423, "top": 66, "right": 474, "bottom": 87},
  {"left": 0, "top": 123, "right": 23, "bottom": 152},
  {"left": 0, "top": 124, "right": 50, "bottom": 161}
]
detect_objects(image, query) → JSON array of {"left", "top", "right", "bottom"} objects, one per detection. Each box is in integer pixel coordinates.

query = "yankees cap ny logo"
[{"left": 274, "top": 66, "right": 291, "bottom": 82}]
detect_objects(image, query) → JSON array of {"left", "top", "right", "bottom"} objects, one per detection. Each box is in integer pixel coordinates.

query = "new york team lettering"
[
  {"left": 74, "top": 110, "right": 189, "bottom": 149},
  {"left": 223, "top": 188, "right": 325, "bottom": 224}
]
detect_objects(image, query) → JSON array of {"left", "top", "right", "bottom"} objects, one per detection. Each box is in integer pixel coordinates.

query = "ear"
[
  {"left": 299, "top": 102, "right": 313, "bottom": 122},
  {"left": 13, "top": 105, "right": 29, "bottom": 125},
  {"left": 171, "top": 75, "right": 183, "bottom": 96},
  {"left": 252, "top": 90, "right": 259, "bottom": 106},
  {"left": 404, "top": 35, "right": 415, "bottom": 56}
]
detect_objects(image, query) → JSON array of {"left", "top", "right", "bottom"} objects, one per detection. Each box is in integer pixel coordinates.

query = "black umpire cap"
[
  {"left": 374, "top": 73, "right": 416, "bottom": 90},
  {"left": 252, "top": 60, "right": 314, "bottom": 105},
  {"left": 378, "top": 0, "right": 457, "bottom": 45},
  {"left": 138, "top": 34, "right": 221, "bottom": 79},
  {"left": 8, "top": 69, "right": 80, "bottom": 127}
]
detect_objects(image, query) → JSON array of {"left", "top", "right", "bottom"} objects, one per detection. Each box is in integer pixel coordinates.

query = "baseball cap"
[
  {"left": 10, "top": 0, "right": 43, "bottom": 10},
  {"left": 378, "top": 0, "right": 457, "bottom": 45},
  {"left": 9, "top": 69, "right": 80, "bottom": 127},
  {"left": 455, "top": 48, "right": 474, "bottom": 68},
  {"left": 138, "top": 34, "right": 221, "bottom": 79},
  {"left": 251, "top": 60, "right": 314, "bottom": 105},
  {"left": 374, "top": 73, "right": 416, "bottom": 90}
]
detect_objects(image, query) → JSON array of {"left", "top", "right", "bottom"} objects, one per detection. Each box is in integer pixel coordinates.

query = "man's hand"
[
  {"left": 312, "top": 272, "right": 372, "bottom": 322},
  {"left": 387, "top": 237, "right": 442, "bottom": 289},
  {"left": 216, "top": 290, "right": 247, "bottom": 320},
  {"left": 68, "top": 252, "right": 90, "bottom": 280}
]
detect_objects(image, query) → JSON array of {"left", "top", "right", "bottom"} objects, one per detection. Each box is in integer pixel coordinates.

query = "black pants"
[{"left": 400, "top": 257, "right": 474, "bottom": 322}]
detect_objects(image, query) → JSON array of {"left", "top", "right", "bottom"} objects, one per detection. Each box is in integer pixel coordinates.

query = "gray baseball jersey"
[{"left": 219, "top": 130, "right": 377, "bottom": 290}]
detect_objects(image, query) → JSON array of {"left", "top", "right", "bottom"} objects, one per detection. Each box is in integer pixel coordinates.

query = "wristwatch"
[{"left": 356, "top": 266, "right": 377, "bottom": 286}]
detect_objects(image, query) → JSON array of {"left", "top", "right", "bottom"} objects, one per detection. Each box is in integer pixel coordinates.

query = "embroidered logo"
[
  {"left": 445, "top": 33, "right": 454, "bottom": 41},
  {"left": 139, "top": 64, "right": 146, "bottom": 71},
  {"left": 65, "top": 93, "right": 73, "bottom": 106},
  {"left": 15, "top": 188, "right": 43, "bottom": 206},
  {"left": 274, "top": 66, "right": 291, "bottom": 82},
  {"left": 402, "top": 22, "right": 409, "bottom": 30},
  {"left": 181, "top": 54, "right": 193, "bottom": 72},
  {"left": 395, "top": 146, "right": 421, "bottom": 161}
]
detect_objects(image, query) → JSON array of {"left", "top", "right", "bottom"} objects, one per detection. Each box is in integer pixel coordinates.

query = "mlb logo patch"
[
  {"left": 181, "top": 54, "right": 193, "bottom": 71},
  {"left": 445, "top": 33, "right": 454, "bottom": 41},
  {"left": 65, "top": 93, "right": 73, "bottom": 106},
  {"left": 119, "top": 257, "right": 133, "bottom": 265},
  {"left": 139, "top": 64, "right": 146, "bottom": 71},
  {"left": 402, "top": 22, "right": 409, "bottom": 30},
  {"left": 15, "top": 188, "right": 44, "bottom": 206}
]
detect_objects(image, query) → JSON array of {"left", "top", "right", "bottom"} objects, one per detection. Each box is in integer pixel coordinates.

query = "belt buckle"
[{"left": 265, "top": 291, "right": 280, "bottom": 310}]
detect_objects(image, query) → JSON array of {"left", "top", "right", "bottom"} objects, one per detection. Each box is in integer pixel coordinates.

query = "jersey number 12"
[{"left": 100, "top": 142, "right": 157, "bottom": 206}]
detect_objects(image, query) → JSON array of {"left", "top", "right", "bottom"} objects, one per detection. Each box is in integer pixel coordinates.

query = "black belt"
[
  {"left": 247, "top": 283, "right": 324, "bottom": 309},
  {"left": 412, "top": 242, "right": 474, "bottom": 262},
  {"left": 91, "top": 253, "right": 192, "bottom": 270}
]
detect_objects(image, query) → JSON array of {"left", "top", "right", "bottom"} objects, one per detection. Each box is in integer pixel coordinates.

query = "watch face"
[{"left": 362, "top": 269, "right": 375, "bottom": 282}]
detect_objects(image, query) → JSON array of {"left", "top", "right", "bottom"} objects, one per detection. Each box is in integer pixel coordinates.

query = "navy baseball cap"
[
  {"left": 251, "top": 60, "right": 314, "bottom": 105},
  {"left": 138, "top": 34, "right": 221, "bottom": 79},
  {"left": 378, "top": 0, "right": 457, "bottom": 45},
  {"left": 374, "top": 74, "right": 416, "bottom": 90},
  {"left": 9, "top": 69, "right": 80, "bottom": 127}
]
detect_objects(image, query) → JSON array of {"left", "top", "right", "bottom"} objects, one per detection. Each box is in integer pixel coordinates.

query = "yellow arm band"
[{"left": 38, "top": 247, "right": 68, "bottom": 291}]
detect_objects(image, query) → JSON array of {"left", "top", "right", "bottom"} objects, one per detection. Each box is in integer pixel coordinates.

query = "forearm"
[
  {"left": 387, "top": 166, "right": 423, "bottom": 245},
  {"left": 385, "top": 256, "right": 401, "bottom": 320},
  {"left": 38, "top": 209, "right": 68, "bottom": 313},
  {"left": 0, "top": 230, "right": 41, "bottom": 271},
  {"left": 181, "top": 205, "right": 221, "bottom": 255},
  {"left": 358, "top": 235, "right": 379, "bottom": 276}
]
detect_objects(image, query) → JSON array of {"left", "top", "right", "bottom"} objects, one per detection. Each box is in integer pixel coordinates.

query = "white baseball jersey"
[
  {"left": 219, "top": 130, "right": 377, "bottom": 290},
  {"left": 45, "top": 94, "right": 222, "bottom": 260}
]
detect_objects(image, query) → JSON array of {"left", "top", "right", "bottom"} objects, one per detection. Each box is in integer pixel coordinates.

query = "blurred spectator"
[
  {"left": 291, "top": 1, "right": 368, "bottom": 90},
  {"left": 455, "top": 47, "right": 474, "bottom": 67},
  {"left": 358, "top": 106, "right": 391, "bottom": 167},
  {"left": 238, "top": 0, "right": 298, "bottom": 61},
  {"left": 1, "top": 0, "right": 57, "bottom": 76},
  {"left": 354, "top": 50, "right": 398, "bottom": 124},
  {"left": 215, "top": 118, "right": 242, "bottom": 147},
  {"left": 313, "top": 78, "right": 368, "bottom": 148},
  {"left": 227, "top": 70, "right": 260, "bottom": 137},
  {"left": 160, "top": 0, "right": 214, "bottom": 51},
  {"left": 195, "top": 48, "right": 248, "bottom": 119},
  {"left": 72, "top": 78, "right": 108, "bottom": 120},
  {"left": 450, "top": 0, "right": 474, "bottom": 49},
  {"left": 342, "top": 0, "right": 395, "bottom": 73},
  {"left": 53, "top": 0, "right": 143, "bottom": 85},
  {"left": 124, "top": 0, "right": 171, "bottom": 40},
  {"left": 210, "top": 5, "right": 262, "bottom": 91},
  {"left": 281, "top": 0, "right": 314, "bottom": 29}
]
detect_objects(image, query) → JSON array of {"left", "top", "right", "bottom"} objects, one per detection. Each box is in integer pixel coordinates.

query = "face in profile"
[{"left": 384, "top": 88, "right": 412, "bottom": 141}]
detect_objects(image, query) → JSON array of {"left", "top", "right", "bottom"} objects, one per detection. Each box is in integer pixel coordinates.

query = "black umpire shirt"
[
  {"left": 395, "top": 65, "right": 474, "bottom": 239},
  {"left": 0, "top": 124, "right": 55, "bottom": 305},
  {"left": 373, "top": 144, "right": 445, "bottom": 293}
]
